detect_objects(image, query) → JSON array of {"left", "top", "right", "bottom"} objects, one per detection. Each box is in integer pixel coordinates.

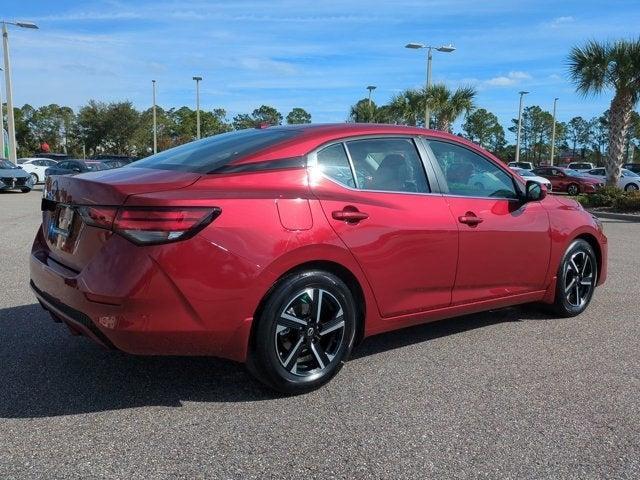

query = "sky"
[{"left": 2, "top": 0, "right": 640, "bottom": 138}]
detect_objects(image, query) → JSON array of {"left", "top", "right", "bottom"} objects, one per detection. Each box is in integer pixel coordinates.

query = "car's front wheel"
[
  {"left": 552, "top": 239, "right": 597, "bottom": 317},
  {"left": 248, "top": 271, "right": 357, "bottom": 393},
  {"left": 624, "top": 182, "right": 639, "bottom": 191},
  {"left": 30, "top": 173, "right": 39, "bottom": 184},
  {"left": 567, "top": 183, "right": 580, "bottom": 195}
]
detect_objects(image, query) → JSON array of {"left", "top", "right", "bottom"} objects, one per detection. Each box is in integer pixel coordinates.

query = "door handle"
[
  {"left": 332, "top": 208, "right": 369, "bottom": 223},
  {"left": 458, "top": 212, "right": 483, "bottom": 226}
]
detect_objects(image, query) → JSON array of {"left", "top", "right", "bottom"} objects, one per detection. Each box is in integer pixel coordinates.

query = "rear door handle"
[
  {"left": 332, "top": 208, "right": 369, "bottom": 223},
  {"left": 458, "top": 212, "right": 483, "bottom": 226}
]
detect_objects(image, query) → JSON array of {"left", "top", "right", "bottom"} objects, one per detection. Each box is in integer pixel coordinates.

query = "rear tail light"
[{"left": 78, "top": 206, "right": 221, "bottom": 245}]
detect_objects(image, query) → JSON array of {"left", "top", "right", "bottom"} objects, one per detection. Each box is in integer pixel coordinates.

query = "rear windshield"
[
  {"left": 85, "top": 162, "right": 108, "bottom": 171},
  {"left": 130, "top": 128, "right": 301, "bottom": 173}
]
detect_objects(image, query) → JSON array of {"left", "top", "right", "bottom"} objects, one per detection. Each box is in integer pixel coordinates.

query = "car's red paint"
[
  {"left": 30, "top": 124, "right": 607, "bottom": 363},
  {"left": 532, "top": 166, "right": 603, "bottom": 194}
]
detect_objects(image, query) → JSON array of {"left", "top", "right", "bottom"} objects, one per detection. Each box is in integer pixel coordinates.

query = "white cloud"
[
  {"left": 484, "top": 71, "right": 532, "bottom": 87},
  {"left": 547, "top": 15, "right": 575, "bottom": 27}
]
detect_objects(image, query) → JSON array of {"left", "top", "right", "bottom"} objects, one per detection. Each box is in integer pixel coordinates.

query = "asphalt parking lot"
[{"left": 1, "top": 188, "right": 639, "bottom": 479}]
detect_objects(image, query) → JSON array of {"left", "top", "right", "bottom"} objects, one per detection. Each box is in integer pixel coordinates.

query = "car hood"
[{"left": 0, "top": 168, "right": 30, "bottom": 178}]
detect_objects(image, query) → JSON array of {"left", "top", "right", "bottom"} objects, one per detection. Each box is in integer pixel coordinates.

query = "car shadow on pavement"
[{"left": 0, "top": 303, "right": 553, "bottom": 418}]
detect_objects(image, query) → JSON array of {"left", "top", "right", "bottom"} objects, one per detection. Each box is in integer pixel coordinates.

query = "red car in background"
[
  {"left": 31, "top": 124, "right": 607, "bottom": 393},
  {"left": 532, "top": 166, "right": 604, "bottom": 195}
]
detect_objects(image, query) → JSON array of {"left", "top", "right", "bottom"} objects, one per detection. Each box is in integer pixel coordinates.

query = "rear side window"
[
  {"left": 131, "top": 129, "right": 301, "bottom": 173},
  {"left": 346, "top": 138, "right": 429, "bottom": 193},
  {"left": 316, "top": 144, "right": 356, "bottom": 188}
]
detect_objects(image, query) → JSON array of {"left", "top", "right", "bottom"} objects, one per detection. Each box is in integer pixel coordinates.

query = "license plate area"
[{"left": 46, "top": 205, "right": 81, "bottom": 253}]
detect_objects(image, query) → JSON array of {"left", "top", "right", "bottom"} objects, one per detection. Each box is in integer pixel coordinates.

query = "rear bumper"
[{"left": 29, "top": 227, "right": 258, "bottom": 362}]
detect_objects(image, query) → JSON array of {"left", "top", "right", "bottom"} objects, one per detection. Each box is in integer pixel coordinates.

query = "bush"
[{"left": 574, "top": 187, "right": 640, "bottom": 211}]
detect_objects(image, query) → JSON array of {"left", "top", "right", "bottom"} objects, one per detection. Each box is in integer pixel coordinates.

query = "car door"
[
  {"left": 309, "top": 136, "right": 459, "bottom": 317},
  {"left": 424, "top": 138, "right": 551, "bottom": 305}
]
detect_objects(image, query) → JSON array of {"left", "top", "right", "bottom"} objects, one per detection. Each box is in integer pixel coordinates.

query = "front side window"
[
  {"left": 428, "top": 140, "right": 518, "bottom": 199},
  {"left": 345, "top": 138, "right": 429, "bottom": 193}
]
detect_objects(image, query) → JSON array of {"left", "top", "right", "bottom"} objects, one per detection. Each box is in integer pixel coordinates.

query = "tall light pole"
[
  {"left": 366, "top": 85, "right": 376, "bottom": 122},
  {"left": 550, "top": 97, "right": 559, "bottom": 166},
  {"left": 192, "top": 76, "right": 202, "bottom": 139},
  {"left": 0, "top": 66, "right": 4, "bottom": 158},
  {"left": 152, "top": 80, "right": 157, "bottom": 154},
  {"left": 2, "top": 20, "right": 38, "bottom": 163},
  {"left": 405, "top": 42, "right": 455, "bottom": 129},
  {"left": 515, "top": 90, "right": 529, "bottom": 163}
]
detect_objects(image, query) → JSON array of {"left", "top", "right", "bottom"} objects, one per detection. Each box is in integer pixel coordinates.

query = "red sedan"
[
  {"left": 31, "top": 124, "right": 607, "bottom": 392},
  {"left": 531, "top": 166, "right": 604, "bottom": 195}
]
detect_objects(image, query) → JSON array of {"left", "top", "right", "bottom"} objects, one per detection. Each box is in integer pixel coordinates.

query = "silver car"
[{"left": 0, "top": 158, "right": 34, "bottom": 193}]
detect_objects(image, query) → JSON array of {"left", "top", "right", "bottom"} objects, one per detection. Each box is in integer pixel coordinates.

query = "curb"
[{"left": 588, "top": 210, "right": 640, "bottom": 223}]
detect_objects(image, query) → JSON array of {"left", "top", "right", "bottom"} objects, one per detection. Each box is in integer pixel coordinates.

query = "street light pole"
[
  {"left": 550, "top": 97, "right": 558, "bottom": 166},
  {"left": 515, "top": 90, "right": 529, "bottom": 163},
  {"left": 405, "top": 42, "right": 455, "bottom": 129},
  {"left": 152, "top": 80, "right": 157, "bottom": 154},
  {"left": 1, "top": 20, "right": 38, "bottom": 163},
  {"left": 366, "top": 85, "right": 376, "bottom": 122},
  {"left": 193, "top": 76, "right": 202, "bottom": 139}
]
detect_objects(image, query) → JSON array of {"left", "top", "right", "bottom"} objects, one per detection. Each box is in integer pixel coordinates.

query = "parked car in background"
[
  {"left": 44, "top": 159, "right": 110, "bottom": 178},
  {"left": 34, "top": 153, "right": 70, "bottom": 162},
  {"left": 567, "top": 161, "right": 595, "bottom": 171},
  {"left": 623, "top": 163, "right": 640, "bottom": 174},
  {"left": 532, "top": 166, "right": 603, "bottom": 195},
  {"left": 585, "top": 168, "right": 640, "bottom": 191},
  {"left": 510, "top": 167, "right": 553, "bottom": 191},
  {"left": 508, "top": 161, "right": 534, "bottom": 170},
  {"left": 30, "top": 124, "right": 607, "bottom": 393},
  {"left": 18, "top": 158, "right": 58, "bottom": 184},
  {"left": 0, "top": 158, "right": 35, "bottom": 192},
  {"left": 92, "top": 154, "right": 137, "bottom": 164}
]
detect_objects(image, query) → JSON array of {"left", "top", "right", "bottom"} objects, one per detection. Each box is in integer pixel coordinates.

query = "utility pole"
[
  {"left": 193, "top": 76, "right": 202, "bottom": 139},
  {"left": 515, "top": 91, "right": 529, "bottom": 163},
  {"left": 550, "top": 97, "right": 558, "bottom": 166},
  {"left": 152, "top": 80, "right": 157, "bottom": 154}
]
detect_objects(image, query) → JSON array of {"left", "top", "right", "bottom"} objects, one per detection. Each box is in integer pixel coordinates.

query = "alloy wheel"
[
  {"left": 564, "top": 250, "right": 595, "bottom": 308},
  {"left": 625, "top": 183, "right": 639, "bottom": 191},
  {"left": 567, "top": 184, "right": 579, "bottom": 195},
  {"left": 275, "top": 288, "right": 345, "bottom": 376}
]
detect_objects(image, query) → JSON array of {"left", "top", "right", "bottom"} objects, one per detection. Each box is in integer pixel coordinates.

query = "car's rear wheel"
[
  {"left": 566, "top": 183, "right": 580, "bottom": 195},
  {"left": 551, "top": 239, "right": 597, "bottom": 317},
  {"left": 20, "top": 188, "right": 31, "bottom": 193},
  {"left": 624, "top": 182, "right": 639, "bottom": 191},
  {"left": 248, "top": 271, "right": 357, "bottom": 393},
  {"left": 30, "top": 173, "right": 39, "bottom": 184}
]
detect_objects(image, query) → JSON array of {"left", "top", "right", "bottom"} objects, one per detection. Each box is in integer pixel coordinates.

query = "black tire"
[
  {"left": 566, "top": 183, "right": 580, "bottom": 196},
  {"left": 247, "top": 270, "right": 357, "bottom": 393},
  {"left": 624, "top": 182, "right": 639, "bottom": 191},
  {"left": 30, "top": 173, "right": 39, "bottom": 184},
  {"left": 551, "top": 239, "right": 597, "bottom": 317},
  {"left": 20, "top": 188, "right": 31, "bottom": 193}
]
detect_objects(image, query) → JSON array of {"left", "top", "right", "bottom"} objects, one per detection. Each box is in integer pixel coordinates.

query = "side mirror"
[
  {"left": 72, "top": 168, "right": 81, "bottom": 173},
  {"left": 525, "top": 180, "right": 547, "bottom": 202}
]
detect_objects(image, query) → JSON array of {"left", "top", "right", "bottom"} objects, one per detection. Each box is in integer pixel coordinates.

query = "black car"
[
  {"left": 624, "top": 163, "right": 640, "bottom": 174},
  {"left": 44, "top": 159, "right": 110, "bottom": 178},
  {"left": 92, "top": 154, "right": 137, "bottom": 164}
]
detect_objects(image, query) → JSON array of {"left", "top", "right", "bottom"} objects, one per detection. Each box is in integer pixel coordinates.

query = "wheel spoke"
[
  {"left": 278, "top": 312, "right": 307, "bottom": 329},
  {"left": 283, "top": 335, "right": 305, "bottom": 371},
  {"left": 580, "top": 275, "right": 593, "bottom": 286},
  {"left": 574, "top": 283, "right": 581, "bottom": 305},
  {"left": 569, "top": 257, "right": 580, "bottom": 275},
  {"left": 581, "top": 256, "right": 590, "bottom": 276},
  {"left": 309, "top": 288, "right": 322, "bottom": 324},
  {"left": 310, "top": 341, "right": 330, "bottom": 370},
  {"left": 319, "top": 315, "right": 344, "bottom": 336},
  {"left": 565, "top": 278, "right": 576, "bottom": 293}
]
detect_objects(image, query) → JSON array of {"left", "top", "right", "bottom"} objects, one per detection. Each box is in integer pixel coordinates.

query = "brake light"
[
  {"left": 78, "top": 206, "right": 221, "bottom": 245},
  {"left": 113, "top": 207, "right": 221, "bottom": 245},
  {"left": 77, "top": 206, "right": 117, "bottom": 229}
]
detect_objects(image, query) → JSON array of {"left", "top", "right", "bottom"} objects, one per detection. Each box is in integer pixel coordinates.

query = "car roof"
[{"left": 233, "top": 123, "right": 496, "bottom": 165}]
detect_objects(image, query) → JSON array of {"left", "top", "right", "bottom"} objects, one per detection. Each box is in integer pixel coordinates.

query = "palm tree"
[
  {"left": 425, "top": 84, "right": 476, "bottom": 131},
  {"left": 568, "top": 39, "right": 640, "bottom": 186},
  {"left": 387, "top": 89, "right": 423, "bottom": 126}
]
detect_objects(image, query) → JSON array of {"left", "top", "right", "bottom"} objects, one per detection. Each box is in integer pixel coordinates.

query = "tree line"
[{"left": 6, "top": 102, "right": 312, "bottom": 158}]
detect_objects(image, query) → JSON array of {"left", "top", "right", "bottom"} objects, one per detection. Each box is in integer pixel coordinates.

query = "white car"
[
  {"left": 507, "top": 161, "right": 534, "bottom": 171},
  {"left": 17, "top": 158, "right": 58, "bottom": 184},
  {"left": 585, "top": 167, "right": 640, "bottom": 191},
  {"left": 510, "top": 167, "right": 553, "bottom": 192},
  {"left": 567, "top": 161, "right": 595, "bottom": 172}
]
